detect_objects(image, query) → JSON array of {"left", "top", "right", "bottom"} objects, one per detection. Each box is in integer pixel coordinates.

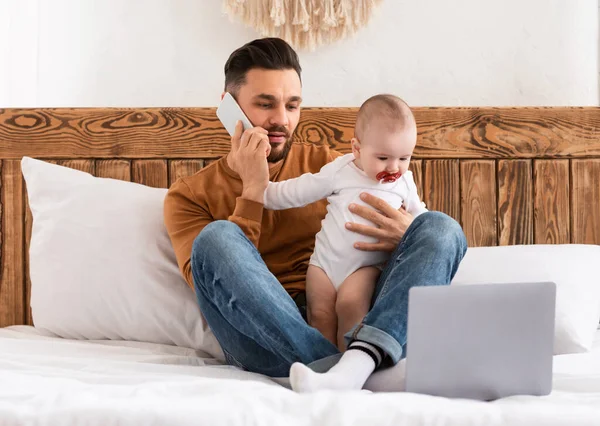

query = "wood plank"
[
  {"left": 571, "top": 159, "right": 600, "bottom": 244},
  {"left": 498, "top": 160, "right": 533, "bottom": 245},
  {"left": 96, "top": 159, "right": 131, "bottom": 181},
  {"left": 423, "top": 160, "right": 460, "bottom": 221},
  {"left": 412, "top": 107, "right": 600, "bottom": 159},
  {"left": 132, "top": 160, "right": 168, "bottom": 188},
  {"left": 2, "top": 107, "right": 600, "bottom": 159},
  {"left": 533, "top": 160, "right": 570, "bottom": 244},
  {"left": 460, "top": 160, "right": 497, "bottom": 247},
  {"left": 0, "top": 160, "right": 25, "bottom": 326},
  {"left": 408, "top": 160, "right": 423, "bottom": 200},
  {"left": 58, "top": 159, "right": 95, "bottom": 174},
  {"left": 168, "top": 159, "right": 204, "bottom": 186}
]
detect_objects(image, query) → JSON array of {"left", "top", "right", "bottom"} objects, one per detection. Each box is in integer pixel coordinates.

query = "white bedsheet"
[{"left": 1, "top": 326, "right": 599, "bottom": 426}]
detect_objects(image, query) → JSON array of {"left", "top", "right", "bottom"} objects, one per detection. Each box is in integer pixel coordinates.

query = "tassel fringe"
[{"left": 222, "top": 0, "right": 383, "bottom": 51}]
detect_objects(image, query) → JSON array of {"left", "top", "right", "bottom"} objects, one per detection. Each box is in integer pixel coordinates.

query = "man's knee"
[
  {"left": 191, "top": 221, "right": 244, "bottom": 295},
  {"left": 191, "top": 220, "right": 241, "bottom": 266},
  {"left": 407, "top": 211, "right": 467, "bottom": 254}
]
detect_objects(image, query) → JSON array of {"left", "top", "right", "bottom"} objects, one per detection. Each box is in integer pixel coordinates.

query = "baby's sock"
[
  {"left": 290, "top": 340, "right": 384, "bottom": 393},
  {"left": 363, "top": 358, "right": 407, "bottom": 392}
]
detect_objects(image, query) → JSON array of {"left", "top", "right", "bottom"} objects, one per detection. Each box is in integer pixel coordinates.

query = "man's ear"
[
  {"left": 351, "top": 137, "right": 361, "bottom": 158},
  {"left": 220, "top": 92, "right": 226, "bottom": 101}
]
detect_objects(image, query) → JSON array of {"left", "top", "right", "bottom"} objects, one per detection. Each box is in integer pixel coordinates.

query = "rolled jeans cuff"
[{"left": 345, "top": 324, "right": 404, "bottom": 364}]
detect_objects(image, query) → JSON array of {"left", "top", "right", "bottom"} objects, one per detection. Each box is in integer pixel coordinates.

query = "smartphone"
[{"left": 216, "top": 92, "right": 254, "bottom": 136}]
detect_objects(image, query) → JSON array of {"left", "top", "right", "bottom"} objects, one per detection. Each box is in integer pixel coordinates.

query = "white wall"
[{"left": 1, "top": 0, "right": 598, "bottom": 107}]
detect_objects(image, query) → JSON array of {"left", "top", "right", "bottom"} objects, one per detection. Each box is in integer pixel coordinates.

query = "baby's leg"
[
  {"left": 336, "top": 266, "right": 380, "bottom": 351},
  {"left": 306, "top": 265, "right": 338, "bottom": 346}
]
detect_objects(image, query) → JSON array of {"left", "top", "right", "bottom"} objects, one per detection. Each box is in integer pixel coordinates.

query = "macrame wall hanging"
[{"left": 223, "top": 0, "right": 383, "bottom": 51}]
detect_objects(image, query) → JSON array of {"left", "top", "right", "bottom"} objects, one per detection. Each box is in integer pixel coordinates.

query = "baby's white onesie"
[{"left": 264, "top": 154, "right": 428, "bottom": 289}]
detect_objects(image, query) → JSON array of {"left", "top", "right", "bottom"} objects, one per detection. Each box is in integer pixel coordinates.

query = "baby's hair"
[{"left": 355, "top": 94, "right": 416, "bottom": 140}]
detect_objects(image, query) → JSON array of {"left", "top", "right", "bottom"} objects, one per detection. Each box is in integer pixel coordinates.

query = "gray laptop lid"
[{"left": 405, "top": 282, "right": 556, "bottom": 400}]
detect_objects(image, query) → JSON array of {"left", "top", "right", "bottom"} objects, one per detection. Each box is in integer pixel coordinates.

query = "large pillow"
[
  {"left": 451, "top": 244, "right": 600, "bottom": 355},
  {"left": 21, "top": 157, "right": 224, "bottom": 361}
]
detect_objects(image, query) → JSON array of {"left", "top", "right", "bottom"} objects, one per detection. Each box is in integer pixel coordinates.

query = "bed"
[
  {"left": 1, "top": 107, "right": 600, "bottom": 425},
  {"left": 0, "top": 324, "right": 598, "bottom": 425}
]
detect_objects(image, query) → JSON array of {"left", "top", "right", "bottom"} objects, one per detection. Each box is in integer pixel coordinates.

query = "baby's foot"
[
  {"left": 289, "top": 348, "right": 377, "bottom": 393},
  {"left": 290, "top": 362, "right": 360, "bottom": 392}
]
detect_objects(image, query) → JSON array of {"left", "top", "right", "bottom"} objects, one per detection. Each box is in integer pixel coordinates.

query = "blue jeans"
[{"left": 191, "top": 211, "right": 467, "bottom": 377}]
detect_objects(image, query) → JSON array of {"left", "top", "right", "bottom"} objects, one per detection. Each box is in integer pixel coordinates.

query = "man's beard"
[
  {"left": 267, "top": 139, "right": 293, "bottom": 163},
  {"left": 266, "top": 125, "right": 293, "bottom": 163}
]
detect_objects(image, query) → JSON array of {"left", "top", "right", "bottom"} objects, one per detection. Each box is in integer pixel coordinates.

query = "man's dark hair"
[{"left": 224, "top": 38, "right": 302, "bottom": 95}]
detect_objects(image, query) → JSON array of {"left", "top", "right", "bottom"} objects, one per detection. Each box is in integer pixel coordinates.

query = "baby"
[{"left": 263, "top": 94, "right": 427, "bottom": 350}]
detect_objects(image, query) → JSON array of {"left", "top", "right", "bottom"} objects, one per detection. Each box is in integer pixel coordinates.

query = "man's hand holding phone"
[
  {"left": 218, "top": 92, "right": 271, "bottom": 203},
  {"left": 228, "top": 121, "right": 271, "bottom": 204}
]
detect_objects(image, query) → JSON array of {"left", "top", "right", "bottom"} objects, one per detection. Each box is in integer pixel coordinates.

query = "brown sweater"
[{"left": 164, "top": 142, "right": 342, "bottom": 298}]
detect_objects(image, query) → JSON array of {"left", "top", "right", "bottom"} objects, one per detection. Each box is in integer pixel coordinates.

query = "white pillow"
[
  {"left": 451, "top": 244, "right": 600, "bottom": 354},
  {"left": 22, "top": 157, "right": 224, "bottom": 361}
]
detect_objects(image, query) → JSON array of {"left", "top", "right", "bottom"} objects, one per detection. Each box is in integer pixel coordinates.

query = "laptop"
[{"left": 405, "top": 281, "right": 556, "bottom": 400}]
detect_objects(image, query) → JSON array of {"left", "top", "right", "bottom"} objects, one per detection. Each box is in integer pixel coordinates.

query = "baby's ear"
[{"left": 351, "top": 137, "right": 361, "bottom": 157}]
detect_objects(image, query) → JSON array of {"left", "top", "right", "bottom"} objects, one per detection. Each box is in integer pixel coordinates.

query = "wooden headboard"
[{"left": 1, "top": 107, "right": 599, "bottom": 327}]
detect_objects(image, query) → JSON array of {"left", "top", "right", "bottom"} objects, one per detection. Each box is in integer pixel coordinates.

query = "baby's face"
[{"left": 354, "top": 125, "right": 417, "bottom": 183}]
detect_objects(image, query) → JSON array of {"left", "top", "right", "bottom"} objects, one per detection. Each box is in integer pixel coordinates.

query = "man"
[{"left": 164, "top": 37, "right": 467, "bottom": 393}]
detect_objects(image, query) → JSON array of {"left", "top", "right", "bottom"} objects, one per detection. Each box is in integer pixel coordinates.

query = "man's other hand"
[{"left": 345, "top": 193, "right": 414, "bottom": 252}]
